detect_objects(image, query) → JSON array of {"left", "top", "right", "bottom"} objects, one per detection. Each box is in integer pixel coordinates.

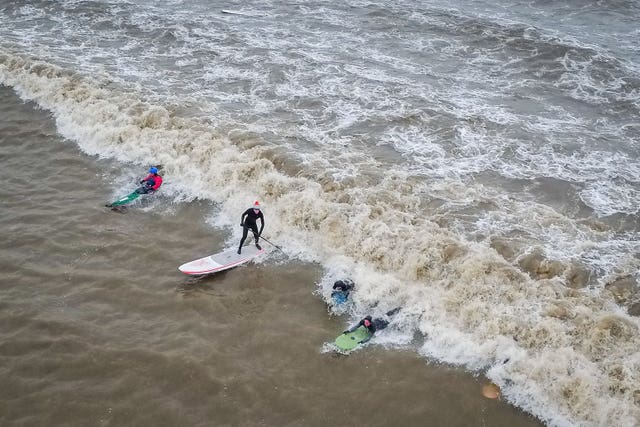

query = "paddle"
[{"left": 259, "top": 235, "right": 284, "bottom": 252}]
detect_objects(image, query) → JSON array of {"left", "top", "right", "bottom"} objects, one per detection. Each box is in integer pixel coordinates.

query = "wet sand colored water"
[
  {"left": 0, "top": 87, "right": 544, "bottom": 426},
  {"left": 2, "top": 1, "right": 640, "bottom": 424}
]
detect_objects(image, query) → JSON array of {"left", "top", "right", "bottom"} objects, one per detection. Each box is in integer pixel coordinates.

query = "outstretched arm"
[
  {"left": 343, "top": 319, "right": 364, "bottom": 334},
  {"left": 358, "top": 334, "right": 372, "bottom": 344},
  {"left": 385, "top": 307, "right": 401, "bottom": 317}
]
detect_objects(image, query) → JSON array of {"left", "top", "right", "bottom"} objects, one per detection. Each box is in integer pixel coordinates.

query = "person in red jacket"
[{"left": 137, "top": 167, "right": 163, "bottom": 194}]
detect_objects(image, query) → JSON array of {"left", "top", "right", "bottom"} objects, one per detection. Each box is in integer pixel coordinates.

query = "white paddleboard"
[{"left": 178, "top": 246, "right": 264, "bottom": 275}]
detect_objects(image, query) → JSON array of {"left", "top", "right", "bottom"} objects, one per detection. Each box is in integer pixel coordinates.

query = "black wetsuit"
[
  {"left": 136, "top": 179, "right": 155, "bottom": 194},
  {"left": 346, "top": 317, "right": 389, "bottom": 344},
  {"left": 238, "top": 208, "right": 264, "bottom": 253},
  {"left": 331, "top": 279, "right": 354, "bottom": 300},
  {"left": 332, "top": 280, "right": 354, "bottom": 292},
  {"left": 352, "top": 318, "right": 389, "bottom": 334},
  {"left": 344, "top": 308, "right": 400, "bottom": 344}
]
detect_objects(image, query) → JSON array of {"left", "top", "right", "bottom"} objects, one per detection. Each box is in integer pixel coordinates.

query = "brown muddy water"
[{"left": 0, "top": 85, "right": 543, "bottom": 426}]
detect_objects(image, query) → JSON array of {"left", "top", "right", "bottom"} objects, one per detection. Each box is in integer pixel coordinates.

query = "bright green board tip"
[{"left": 108, "top": 191, "right": 141, "bottom": 207}]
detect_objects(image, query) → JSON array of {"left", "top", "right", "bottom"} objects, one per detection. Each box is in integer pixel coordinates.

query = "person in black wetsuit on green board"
[
  {"left": 238, "top": 200, "right": 264, "bottom": 254},
  {"left": 342, "top": 307, "right": 401, "bottom": 344}
]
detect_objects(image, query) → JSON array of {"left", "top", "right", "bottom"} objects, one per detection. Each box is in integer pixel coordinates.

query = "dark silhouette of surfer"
[{"left": 342, "top": 307, "right": 401, "bottom": 344}]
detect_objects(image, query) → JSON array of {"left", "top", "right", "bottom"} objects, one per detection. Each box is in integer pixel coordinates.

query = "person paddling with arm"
[
  {"left": 342, "top": 307, "right": 401, "bottom": 344},
  {"left": 238, "top": 201, "right": 264, "bottom": 254},
  {"left": 137, "top": 167, "right": 163, "bottom": 194}
]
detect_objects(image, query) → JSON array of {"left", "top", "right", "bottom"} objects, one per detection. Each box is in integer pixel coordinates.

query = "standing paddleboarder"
[{"left": 238, "top": 201, "right": 264, "bottom": 254}]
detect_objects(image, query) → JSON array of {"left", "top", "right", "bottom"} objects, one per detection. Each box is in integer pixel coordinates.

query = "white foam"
[{"left": 2, "top": 3, "right": 640, "bottom": 423}]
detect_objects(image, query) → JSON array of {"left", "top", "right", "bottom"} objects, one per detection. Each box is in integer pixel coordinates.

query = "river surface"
[
  {"left": 1, "top": 1, "right": 639, "bottom": 426},
  {"left": 0, "top": 85, "right": 544, "bottom": 426}
]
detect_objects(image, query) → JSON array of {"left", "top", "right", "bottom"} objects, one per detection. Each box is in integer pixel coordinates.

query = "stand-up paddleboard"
[
  {"left": 178, "top": 245, "right": 265, "bottom": 275},
  {"left": 334, "top": 326, "right": 372, "bottom": 351}
]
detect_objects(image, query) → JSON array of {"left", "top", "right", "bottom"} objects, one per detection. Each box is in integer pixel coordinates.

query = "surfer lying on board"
[
  {"left": 342, "top": 307, "right": 401, "bottom": 344},
  {"left": 238, "top": 201, "right": 264, "bottom": 254},
  {"left": 331, "top": 279, "right": 354, "bottom": 304},
  {"left": 137, "top": 167, "right": 163, "bottom": 194}
]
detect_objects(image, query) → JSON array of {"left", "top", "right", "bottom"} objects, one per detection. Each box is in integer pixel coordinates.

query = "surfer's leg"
[
  {"left": 251, "top": 225, "right": 261, "bottom": 249},
  {"left": 238, "top": 226, "right": 249, "bottom": 254}
]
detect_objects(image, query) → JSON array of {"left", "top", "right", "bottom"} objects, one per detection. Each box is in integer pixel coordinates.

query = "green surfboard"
[
  {"left": 107, "top": 190, "right": 141, "bottom": 207},
  {"left": 334, "top": 326, "right": 372, "bottom": 351}
]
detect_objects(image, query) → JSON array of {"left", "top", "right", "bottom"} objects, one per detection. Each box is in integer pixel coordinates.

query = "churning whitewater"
[{"left": 1, "top": 1, "right": 639, "bottom": 426}]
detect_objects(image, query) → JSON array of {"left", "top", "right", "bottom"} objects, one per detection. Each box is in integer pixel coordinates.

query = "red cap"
[{"left": 364, "top": 319, "right": 371, "bottom": 327}]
